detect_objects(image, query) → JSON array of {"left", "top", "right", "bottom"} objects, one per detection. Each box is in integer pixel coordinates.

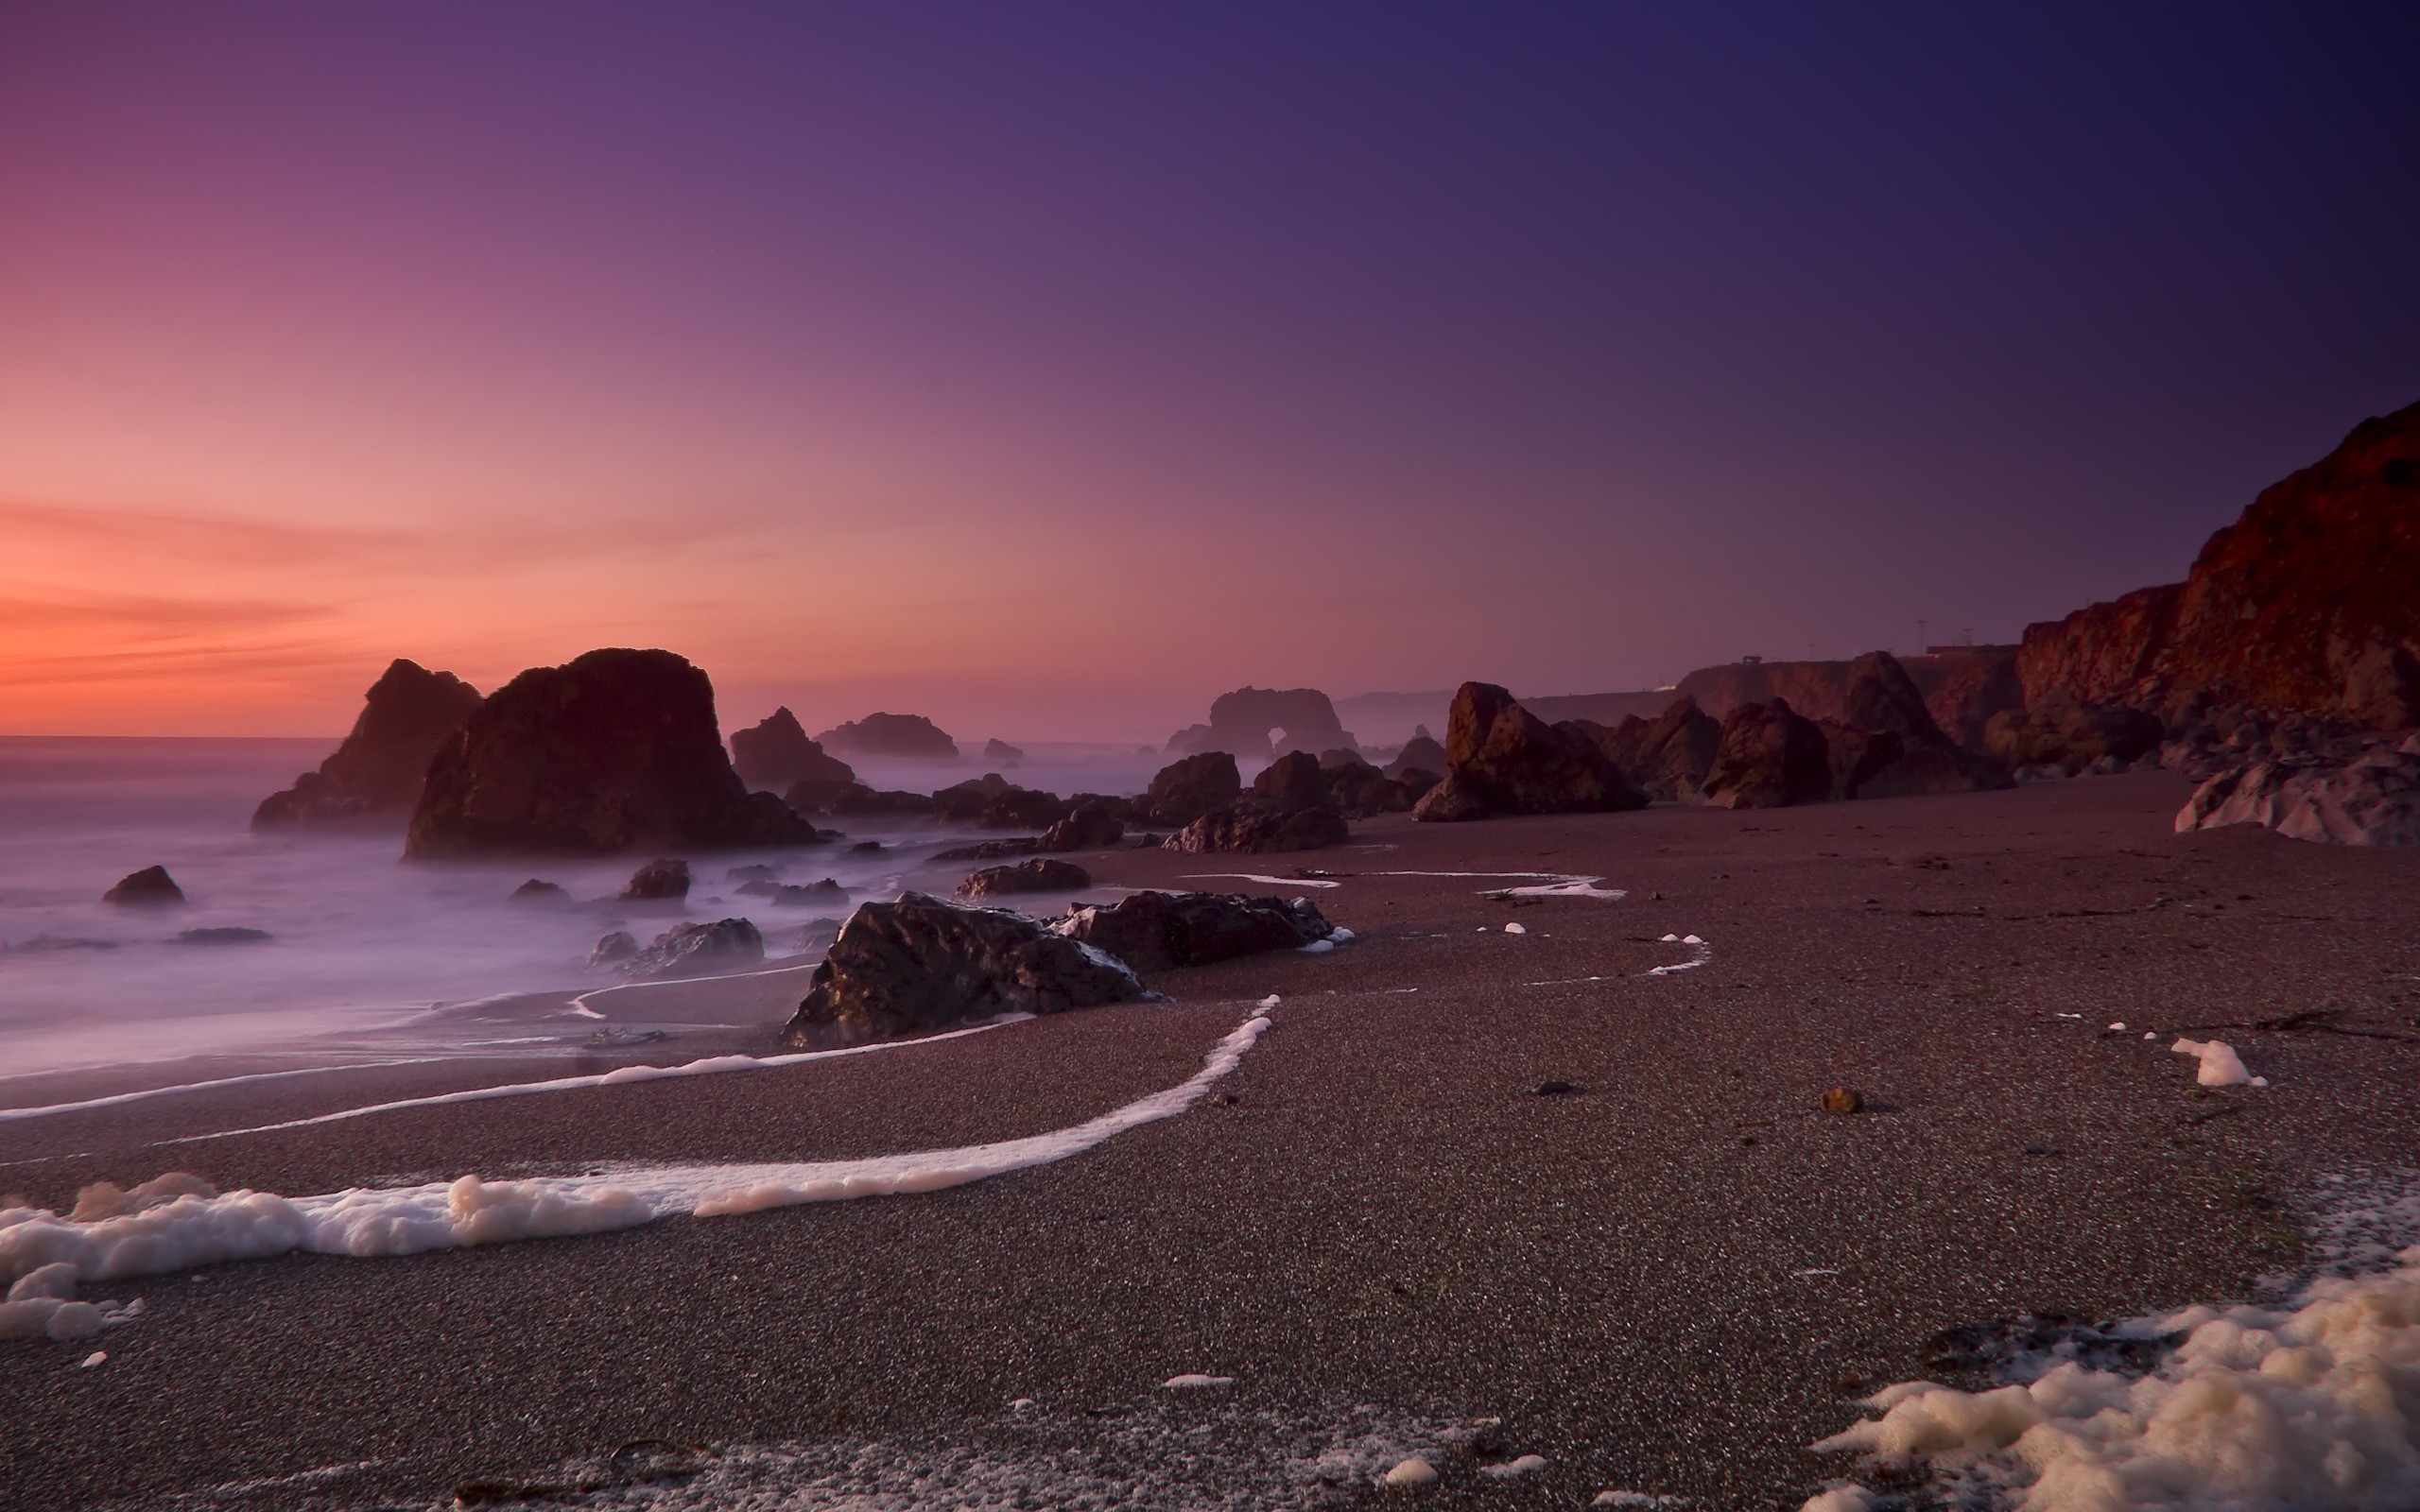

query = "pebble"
[
  {"left": 1382, "top": 1456, "right": 1438, "bottom": 1486},
  {"left": 1820, "top": 1086, "right": 1864, "bottom": 1114},
  {"left": 1534, "top": 1080, "right": 1577, "bottom": 1096}
]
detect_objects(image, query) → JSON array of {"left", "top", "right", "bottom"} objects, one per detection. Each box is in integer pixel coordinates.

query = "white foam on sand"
[
  {"left": 565, "top": 959, "right": 824, "bottom": 1021},
  {"left": 1183, "top": 873, "right": 1343, "bottom": 889},
  {"left": 2172, "top": 1036, "right": 2266, "bottom": 1088},
  {"left": 0, "top": 1002, "right": 1278, "bottom": 1286},
  {"left": 0, "top": 1058, "right": 455, "bottom": 1125},
  {"left": 1647, "top": 935, "right": 1712, "bottom": 976},
  {"left": 1370, "top": 869, "right": 1626, "bottom": 901}
]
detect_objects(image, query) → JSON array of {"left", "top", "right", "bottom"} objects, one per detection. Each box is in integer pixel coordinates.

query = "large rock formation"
[
  {"left": 1167, "top": 687, "right": 1355, "bottom": 760},
  {"left": 253, "top": 660, "right": 482, "bottom": 828},
  {"left": 1580, "top": 696, "right": 1723, "bottom": 801},
  {"left": 1165, "top": 805, "right": 1350, "bottom": 853},
  {"left": 1984, "top": 696, "right": 2166, "bottom": 775},
  {"left": 1136, "top": 751, "right": 1243, "bottom": 826},
  {"left": 958, "top": 858, "right": 1091, "bottom": 899},
  {"left": 405, "top": 648, "right": 819, "bottom": 857},
  {"left": 1700, "top": 699, "right": 1835, "bottom": 809},
  {"left": 2020, "top": 402, "right": 2420, "bottom": 729},
  {"left": 2175, "top": 736, "right": 2420, "bottom": 847},
  {"left": 815, "top": 712, "right": 961, "bottom": 761},
  {"left": 1411, "top": 682, "right": 1646, "bottom": 821},
  {"left": 728, "top": 708, "right": 856, "bottom": 792},
  {"left": 780, "top": 892, "right": 1144, "bottom": 1043},
  {"left": 1701, "top": 658, "right": 2012, "bottom": 808},
  {"left": 1056, "top": 891, "right": 1337, "bottom": 972}
]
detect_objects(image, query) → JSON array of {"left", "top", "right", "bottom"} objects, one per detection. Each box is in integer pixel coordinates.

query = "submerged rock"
[
  {"left": 624, "top": 919, "right": 765, "bottom": 980},
  {"left": 780, "top": 892, "right": 1144, "bottom": 1044},
  {"left": 957, "top": 858, "right": 1092, "bottom": 899},
  {"left": 1055, "top": 890, "right": 1335, "bottom": 972},
  {"left": 252, "top": 659, "right": 483, "bottom": 829},
  {"left": 103, "top": 867, "right": 185, "bottom": 907},
  {"left": 510, "top": 879, "right": 571, "bottom": 905},
  {"left": 588, "top": 931, "right": 640, "bottom": 966},
  {"left": 621, "top": 858, "right": 692, "bottom": 902}
]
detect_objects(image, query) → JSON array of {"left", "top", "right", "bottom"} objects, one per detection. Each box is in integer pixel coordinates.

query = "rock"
[
  {"left": 510, "top": 879, "right": 570, "bottom": 905},
  {"left": 1317, "top": 755, "right": 1414, "bottom": 816},
  {"left": 1923, "top": 647, "right": 2027, "bottom": 751},
  {"left": 932, "top": 837, "right": 1046, "bottom": 862},
  {"left": 823, "top": 782, "right": 938, "bottom": 816},
  {"left": 850, "top": 840, "right": 883, "bottom": 853},
  {"left": 815, "top": 712, "right": 960, "bottom": 760},
  {"left": 1409, "top": 770, "right": 1491, "bottom": 821},
  {"left": 1165, "top": 806, "right": 1350, "bottom": 853},
  {"left": 588, "top": 931, "right": 639, "bottom": 965},
  {"left": 174, "top": 927, "right": 270, "bottom": 946},
  {"left": 1413, "top": 682, "right": 1646, "bottom": 821},
  {"left": 982, "top": 739, "right": 1025, "bottom": 765},
  {"left": 1040, "top": 801, "right": 1125, "bottom": 851},
  {"left": 624, "top": 919, "right": 765, "bottom": 979},
  {"left": 1534, "top": 1080, "right": 1578, "bottom": 1096},
  {"left": 1385, "top": 733, "right": 1448, "bottom": 780},
  {"left": 1820, "top": 1086, "right": 1864, "bottom": 1114},
  {"left": 1824, "top": 653, "right": 2013, "bottom": 798},
  {"left": 406, "top": 648, "right": 821, "bottom": 856},
  {"left": 103, "top": 867, "right": 185, "bottom": 906},
  {"left": 728, "top": 707, "right": 856, "bottom": 792},
  {"left": 978, "top": 786, "right": 1066, "bottom": 830},
  {"left": 1984, "top": 694, "right": 2166, "bottom": 774},
  {"left": 1582, "top": 696, "right": 1722, "bottom": 800},
  {"left": 780, "top": 892, "right": 1145, "bottom": 1043},
  {"left": 2175, "top": 740, "right": 2420, "bottom": 846},
  {"left": 621, "top": 858, "right": 691, "bottom": 902},
  {"left": 736, "top": 878, "right": 848, "bottom": 906},
  {"left": 1165, "top": 687, "right": 1357, "bottom": 761},
  {"left": 959, "top": 859, "right": 1092, "bottom": 899},
  {"left": 1700, "top": 699, "right": 1834, "bottom": 808},
  {"left": 1251, "top": 750, "right": 1329, "bottom": 811},
  {"left": 2018, "top": 401, "right": 2420, "bottom": 728},
  {"left": 1137, "top": 751, "right": 1243, "bottom": 826},
  {"left": 1055, "top": 890, "right": 1335, "bottom": 972},
  {"left": 252, "top": 659, "right": 483, "bottom": 829}
]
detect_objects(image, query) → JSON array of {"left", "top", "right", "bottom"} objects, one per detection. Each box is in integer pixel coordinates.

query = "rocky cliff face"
[
  {"left": 253, "top": 660, "right": 482, "bottom": 828},
  {"left": 406, "top": 647, "right": 818, "bottom": 856},
  {"left": 2019, "top": 401, "right": 2420, "bottom": 729}
]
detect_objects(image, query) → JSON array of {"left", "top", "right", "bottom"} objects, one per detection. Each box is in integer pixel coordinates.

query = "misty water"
[{"left": 0, "top": 737, "right": 1175, "bottom": 1084}]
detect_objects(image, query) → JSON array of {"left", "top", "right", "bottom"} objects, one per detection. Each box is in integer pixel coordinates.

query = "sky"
[{"left": 4, "top": 5, "right": 2418, "bottom": 743}]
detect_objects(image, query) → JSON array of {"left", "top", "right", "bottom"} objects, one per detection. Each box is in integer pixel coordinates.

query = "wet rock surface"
[
  {"left": 623, "top": 919, "right": 766, "bottom": 980},
  {"left": 1055, "top": 889, "right": 1335, "bottom": 972},
  {"left": 958, "top": 859, "right": 1093, "bottom": 899}
]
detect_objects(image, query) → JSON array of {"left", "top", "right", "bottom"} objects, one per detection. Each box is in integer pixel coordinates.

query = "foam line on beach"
[
  {"left": 1181, "top": 873, "right": 1343, "bottom": 889},
  {"left": 165, "top": 1019, "right": 1024, "bottom": 1144},
  {"left": 1645, "top": 934, "right": 1711, "bottom": 975},
  {"left": 0, "top": 1002, "right": 1278, "bottom": 1283},
  {"left": 565, "top": 958, "right": 825, "bottom": 1020},
  {"left": 0, "top": 1059, "right": 457, "bottom": 1125},
  {"left": 1371, "top": 869, "right": 1627, "bottom": 901}
]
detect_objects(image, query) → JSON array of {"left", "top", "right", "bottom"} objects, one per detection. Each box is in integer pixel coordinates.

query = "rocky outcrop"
[
  {"left": 1250, "top": 751, "right": 1329, "bottom": 811},
  {"left": 1165, "top": 806, "right": 1350, "bottom": 853},
  {"left": 1700, "top": 700, "right": 1834, "bottom": 809},
  {"left": 621, "top": 858, "right": 691, "bottom": 902},
  {"left": 253, "top": 660, "right": 482, "bottom": 828},
  {"left": 2020, "top": 402, "right": 2420, "bottom": 728},
  {"left": 1411, "top": 682, "right": 1646, "bottom": 822},
  {"left": 1922, "top": 648, "right": 2027, "bottom": 751},
  {"left": 1136, "top": 752, "right": 1242, "bottom": 826},
  {"left": 1167, "top": 687, "right": 1356, "bottom": 760},
  {"left": 510, "top": 879, "right": 570, "bottom": 905},
  {"left": 1385, "top": 733, "right": 1447, "bottom": 780},
  {"left": 406, "top": 649, "right": 819, "bottom": 857},
  {"left": 780, "top": 892, "right": 1144, "bottom": 1044},
  {"left": 103, "top": 867, "right": 185, "bottom": 906},
  {"left": 620, "top": 919, "right": 766, "bottom": 979},
  {"left": 1056, "top": 890, "right": 1336, "bottom": 972},
  {"left": 1316, "top": 755, "right": 1418, "bottom": 817},
  {"left": 1984, "top": 696, "right": 2165, "bottom": 775},
  {"left": 815, "top": 712, "right": 960, "bottom": 761},
  {"left": 728, "top": 708, "right": 856, "bottom": 792},
  {"left": 735, "top": 877, "right": 847, "bottom": 906},
  {"left": 1827, "top": 652, "right": 2013, "bottom": 798},
  {"left": 982, "top": 739, "right": 1025, "bottom": 765},
  {"left": 1581, "top": 696, "right": 1722, "bottom": 801},
  {"left": 2175, "top": 736, "right": 2420, "bottom": 846},
  {"left": 958, "top": 858, "right": 1091, "bottom": 899},
  {"left": 1041, "top": 801, "right": 1125, "bottom": 851}
]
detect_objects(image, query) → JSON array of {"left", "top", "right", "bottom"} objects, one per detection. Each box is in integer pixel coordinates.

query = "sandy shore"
[{"left": 6, "top": 770, "right": 2419, "bottom": 1509}]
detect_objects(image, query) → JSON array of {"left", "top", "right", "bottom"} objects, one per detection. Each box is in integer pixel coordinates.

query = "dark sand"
[{"left": 6, "top": 771, "right": 2419, "bottom": 1509}]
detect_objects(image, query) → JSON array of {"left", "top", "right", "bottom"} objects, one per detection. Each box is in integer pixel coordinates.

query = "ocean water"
[{"left": 0, "top": 737, "right": 1167, "bottom": 1082}]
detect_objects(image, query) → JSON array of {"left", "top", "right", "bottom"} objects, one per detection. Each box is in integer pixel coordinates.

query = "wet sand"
[{"left": 6, "top": 771, "right": 2420, "bottom": 1509}]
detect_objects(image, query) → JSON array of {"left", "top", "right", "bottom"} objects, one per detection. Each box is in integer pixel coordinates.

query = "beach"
[{"left": 7, "top": 771, "right": 2420, "bottom": 1509}]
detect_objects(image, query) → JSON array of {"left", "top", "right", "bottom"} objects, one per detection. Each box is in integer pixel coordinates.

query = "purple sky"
[{"left": 4, "top": 4, "right": 2416, "bottom": 738}]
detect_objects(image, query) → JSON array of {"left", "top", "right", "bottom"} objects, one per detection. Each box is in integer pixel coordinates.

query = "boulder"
[
  {"left": 1250, "top": 750, "right": 1329, "bottom": 811},
  {"left": 1137, "top": 751, "right": 1242, "bottom": 826},
  {"left": 2018, "top": 401, "right": 2420, "bottom": 727},
  {"left": 735, "top": 878, "right": 847, "bottom": 906},
  {"left": 1984, "top": 695, "right": 2165, "bottom": 774},
  {"left": 1040, "top": 801, "right": 1125, "bottom": 851},
  {"left": 406, "top": 648, "right": 820, "bottom": 857},
  {"left": 1056, "top": 890, "right": 1336, "bottom": 972},
  {"left": 2175, "top": 737, "right": 2420, "bottom": 846},
  {"left": 780, "top": 892, "right": 1145, "bottom": 1044},
  {"left": 589, "top": 931, "right": 639, "bottom": 966},
  {"left": 510, "top": 879, "right": 570, "bottom": 905},
  {"left": 1828, "top": 652, "right": 2013, "bottom": 797},
  {"left": 815, "top": 712, "right": 960, "bottom": 760},
  {"left": 1581, "top": 696, "right": 1722, "bottom": 800},
  {"left": 1165, "top": 806, "right": 1350, "bottom": 853},
  {"left": 1411, "top": 682, "right": 1646, "bottom": 821},
  {"left": 1318, "top": 756, "right": 1414, "bottom": 816},
  {"left": 729, "top": 708, "right": 856, "bottom": 792},
  {"left": 621, "top": 858, "right": 691, "bottom": 902},
  {"left": 103, "top": 867, "right": 184, "bottom": 906},
  {"left": 253, "top": 660, "right": 482, "bottom": 829},
  {"left": 978, "top": 787, "right": 1066, "bottom": 831},
  {"left": 1409, "top": 771, "right": 1490, "bottom": 821},
  {"left": 958, "top": 858, "right": 1092, "bottom": 899},
  {"left": 1700, "top": 699, "right": 1834, "bottom": 809},
  {"left": 624, "top": 919, "right": 765, "bottom": 980}
]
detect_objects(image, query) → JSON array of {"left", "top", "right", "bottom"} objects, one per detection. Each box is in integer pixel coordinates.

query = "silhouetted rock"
[
  {"left": 1137, "top": 751, "right": 1242, "bottom": 826},
  {"left": 729, "top": 707, "right": 856, "bottom": 792},
  {"left": 103, "top": 867, "right": 184, "bottom": 906},
  {"left": 1165, "top": 806, "right": 1350, "bottom": 853},
  {"left": 1251, "top": 750, "right": 1329, "bottom": 811},
  {"left": 2176, "top": 736, "right": 2420, "bottom": 846},
  {"left": 780, "top": 892, "right": 1144, "bottom": 1044},
  {"left": 175, "top": 927, "right": 269, "bottom": 946},
  {"left": 253, "top": 660, "right": 483, "bottom": 829},
  {"left": 1167, "top": 688, "right": 1356, "bottom": 761},
  {"left": 1701, "top": 699, "right": 1834, "bottom": 808},
  {"left": 1041, "top": 801, "right": 1125, "bottom": 851},
  {"left": 1056, "top": 891, "right": 1336, "bottom": 972},
  {"left": 2020, "top": 401, "right": 2420, "bottom": 728},
  {"left": 958, "top": 858, "right": 1092, "bottom": 899},
  {"left": 624, "top": 919, "right": 765, "bottom": 979},
  {"left": 510, "top": 879, "right": 570, "bottom": 905},
  {"left": 1411, "top": 682, "right": 1645, "bottom": 822},
  {"left": 816, "top": 712, "right": 960, "bottom": 760},
  {"left": 982, "top": 739, "right": 1025, "bottom": 765},
  {"left": 406, "top": 648, "right": 819, "bottom": 857},
  {"left": 621, "top": 858, "right": 691, "bottom": 902},
  {"left": 1384, "top": 731, "right": 1447, "bottom": 780}
]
